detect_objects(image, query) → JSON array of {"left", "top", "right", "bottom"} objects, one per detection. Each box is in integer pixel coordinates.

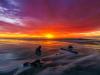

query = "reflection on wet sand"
[
  {"left": 0, "top": 39, "right": 99, "bottom": 75},
  {"left": 0, "top": 39, "right": 99, "bottom": 60},
  {"left": 0, "top": 39, "right": 72, "bottom": 60}
]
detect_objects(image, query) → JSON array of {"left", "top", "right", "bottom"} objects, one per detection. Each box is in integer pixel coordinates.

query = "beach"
[{"left": 0, "top": 39, "right": 100, "bottom": 75}]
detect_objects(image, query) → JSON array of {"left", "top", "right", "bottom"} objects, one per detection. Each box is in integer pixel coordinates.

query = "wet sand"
[{"left": 0, "top": 39, "right": 99, "bottom": 75}]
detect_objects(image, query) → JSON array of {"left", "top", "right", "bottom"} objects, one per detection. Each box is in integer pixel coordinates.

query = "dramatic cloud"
[{"left": 0, "top": 0, "right": 100, "bottom": 37}]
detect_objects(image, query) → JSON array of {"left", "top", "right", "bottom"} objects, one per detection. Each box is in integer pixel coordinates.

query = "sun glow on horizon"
[
  {"left": 0, "top": 31, "right": 100, "bottom": 39},
  {"left": 44, "top": 34, "right": 55, "bottom": 39},
  {"left": 0, "top": 33, "right": 55, "bottom": 39}
]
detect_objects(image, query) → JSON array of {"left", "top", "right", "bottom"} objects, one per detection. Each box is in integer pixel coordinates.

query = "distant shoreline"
[{"left": 0, "top": 38, "right": 100, "bottom": 45}]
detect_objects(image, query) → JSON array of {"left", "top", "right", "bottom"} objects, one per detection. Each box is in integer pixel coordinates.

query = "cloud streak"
[{"left": 0, "top": 0, "right": 100, "bottom": 37}]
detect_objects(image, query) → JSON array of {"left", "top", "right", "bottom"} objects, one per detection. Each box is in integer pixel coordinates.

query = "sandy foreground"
[{"left": 11, "top": 51, "right": 100, "bottom": 75}]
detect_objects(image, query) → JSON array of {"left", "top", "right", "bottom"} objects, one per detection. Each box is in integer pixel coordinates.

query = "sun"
[{"left": 44, "top": 34, "right": 54, "bottom": 39}]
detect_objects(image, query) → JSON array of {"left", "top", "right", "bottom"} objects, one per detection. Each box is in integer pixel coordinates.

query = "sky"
[{"left": 0, "top": 0, "right": 100, "bottom": 38}]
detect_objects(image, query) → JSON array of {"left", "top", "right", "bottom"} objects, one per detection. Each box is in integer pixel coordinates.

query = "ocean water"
[{"left": 0, "top": 39, "right": 100, "bottom": 75}]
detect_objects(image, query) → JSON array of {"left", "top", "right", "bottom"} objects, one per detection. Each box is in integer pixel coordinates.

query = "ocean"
[{"left": 0, "top": 39, "right": 100, "bottom": 75}]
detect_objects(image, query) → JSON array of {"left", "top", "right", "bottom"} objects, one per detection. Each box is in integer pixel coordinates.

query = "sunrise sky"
[{"left": 0, "top": 0, "right": 100, "bottom": 38}]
